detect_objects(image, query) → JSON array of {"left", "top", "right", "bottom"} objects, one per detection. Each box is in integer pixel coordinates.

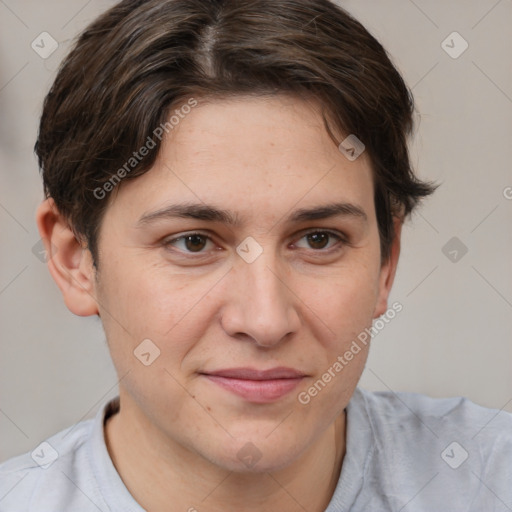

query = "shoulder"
[
  {"left": 0, "top": 419, "right": 97, "bottom": 512},
  {"left": 354, "top": 386, "right": 512, "bottom": 440},
  {"left": 348, "top": 387, "right": 512, "bottom": 509}
]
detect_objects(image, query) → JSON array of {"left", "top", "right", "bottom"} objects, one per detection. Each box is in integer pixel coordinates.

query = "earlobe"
[
  {"left": 36, "top": 198, "right": 99, "bottom": 317},
  {"left": 373, "top": 217, "right": 403, "bottom": 318}
]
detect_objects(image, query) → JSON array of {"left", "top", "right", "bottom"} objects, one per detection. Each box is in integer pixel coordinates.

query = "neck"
[{"left": 104, "top": 393, "right": 346, "bottom": 512}]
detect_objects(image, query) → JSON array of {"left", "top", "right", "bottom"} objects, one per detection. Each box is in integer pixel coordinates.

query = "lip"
[{"left": 201, "top": 367, "right": 306, "bottom": 403}]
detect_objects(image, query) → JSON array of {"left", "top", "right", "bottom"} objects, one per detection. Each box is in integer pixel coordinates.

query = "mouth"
[{"left": 199, "top": 367, "right": 307, "bottom": 403}]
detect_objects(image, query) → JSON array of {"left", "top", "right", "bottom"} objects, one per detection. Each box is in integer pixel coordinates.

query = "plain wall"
[{"left": 0, "top": 0, "right": 511, "bottom": 462}]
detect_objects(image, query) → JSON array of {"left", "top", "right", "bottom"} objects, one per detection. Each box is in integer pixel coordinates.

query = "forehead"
[{"left": 108, "top": 94, "right": 375, "bottom": 226}]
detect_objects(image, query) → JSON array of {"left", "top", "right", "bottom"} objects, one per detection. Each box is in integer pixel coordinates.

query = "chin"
[{"left": 201, "top": 433, "right": 308, "bottom": 475}]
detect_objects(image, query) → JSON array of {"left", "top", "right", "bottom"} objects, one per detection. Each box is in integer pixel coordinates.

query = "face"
[{"left": 90, "top": 95, "right": 397, "bottom": 472}]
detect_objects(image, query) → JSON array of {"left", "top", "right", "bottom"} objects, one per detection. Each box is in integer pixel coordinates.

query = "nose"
[{"left": 220, "top": 251, "right": 301, "bottom": 348}]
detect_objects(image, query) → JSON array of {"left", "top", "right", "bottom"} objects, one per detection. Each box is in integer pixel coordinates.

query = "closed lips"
[
  {"left": 200, "top": 367, "right": 307, "bottom": 402},
  {"left": 200, "top": 367, "right": 306, "bottom": 380}
]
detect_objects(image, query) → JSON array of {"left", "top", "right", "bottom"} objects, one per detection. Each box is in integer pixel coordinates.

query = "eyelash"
[{"left": 162, "top": 229, "right": 348, "bottom": 257}]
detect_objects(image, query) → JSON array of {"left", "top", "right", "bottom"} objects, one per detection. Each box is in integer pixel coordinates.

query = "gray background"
[{"left": 0, "top": 0, "right": 511, "bottom": 462}]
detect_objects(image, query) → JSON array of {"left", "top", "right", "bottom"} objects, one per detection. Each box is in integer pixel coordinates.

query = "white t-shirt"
[{"left": 1, "top": 387, "right": 511, "bottom": 511}]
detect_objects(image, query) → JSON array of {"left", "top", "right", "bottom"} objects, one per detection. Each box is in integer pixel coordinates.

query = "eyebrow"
[{"left": 136, "top": 201, "right": 368, "bottom": 228}]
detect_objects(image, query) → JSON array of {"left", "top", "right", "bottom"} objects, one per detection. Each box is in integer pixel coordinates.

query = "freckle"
[{"left": 206, "top": 406, "right": 212, "bottom": 412}]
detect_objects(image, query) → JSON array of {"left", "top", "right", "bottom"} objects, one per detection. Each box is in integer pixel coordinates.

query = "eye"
[
  {"left": 163, "top": 232, "right": 214, "bottom": 254},
  {"left": 293, "top": 230, "right": 346, "bottom": 251},
  {"left": 162, "top": 229, "right": 347, "bottom": 257}
]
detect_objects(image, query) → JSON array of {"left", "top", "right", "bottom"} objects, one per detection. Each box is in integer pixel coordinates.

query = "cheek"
[
  {"left": 304, "top": 261, "right": 381, "bottom": 346},
  {"left": 96, "top": 259, "right": 222, "bottom": 372},
  {"left": 95, "top": 262, "right": 202, "bottom": 418},
  {"left": 99, "top": 258, "right": 199, "bottom": 335}
]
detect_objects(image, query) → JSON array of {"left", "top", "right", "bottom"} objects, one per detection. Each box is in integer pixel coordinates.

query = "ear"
[
  {"left": 36, "top": 198, "right": 99, "bottom": 317},
  {"left": 373, "top": 217, "right": 403, "bottom": 318}
]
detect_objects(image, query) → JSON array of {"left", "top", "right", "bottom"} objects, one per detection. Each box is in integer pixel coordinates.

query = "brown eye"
[
  {"left": 306, "top": 232, "right": 330, "bottom": 250},
  {"left": 163, "top": 232, "right": 213, "bottom": 254},
  {"left": 183, "top": 234, "right": 207, "bottom": 252},
  {"left": 295, "top": 230, "right": 344, "bottom": 251}
]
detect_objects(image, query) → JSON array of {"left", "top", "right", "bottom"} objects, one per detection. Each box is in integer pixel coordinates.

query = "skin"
[{"left": 37, "top": 94, "right": 402, "bottom": 512}]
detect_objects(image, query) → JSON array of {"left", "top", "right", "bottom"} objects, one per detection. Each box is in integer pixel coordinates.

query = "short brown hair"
[{"left": 35, "top": 0, "right": 436, "bottom": 265}]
